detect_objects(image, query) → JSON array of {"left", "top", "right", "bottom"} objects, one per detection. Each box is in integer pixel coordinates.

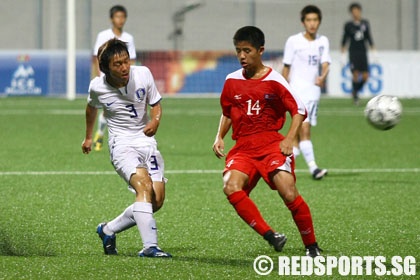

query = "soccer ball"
[{"left": 364, "top": 95, "right": 402, "bottom": 130}]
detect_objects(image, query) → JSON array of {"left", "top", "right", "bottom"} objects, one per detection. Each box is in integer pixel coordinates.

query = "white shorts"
[
  {"left": 303, "top": 100, "right": 319, "bottom": 126},
  {"left": 110, "top": 143, "right": 166, "bottom": 185}
]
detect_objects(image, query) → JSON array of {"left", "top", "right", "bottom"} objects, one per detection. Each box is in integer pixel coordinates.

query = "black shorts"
[{"left": 349, "top": 51, "right": 369, "bottom": 72}]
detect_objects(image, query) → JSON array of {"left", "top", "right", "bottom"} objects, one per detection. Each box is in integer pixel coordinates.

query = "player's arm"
[
  {"left": 281, "top": 64, "right": 291, "bottom": 82},
  {"left": 280, "top": 113, "right": 305, "bottom": 156},
  {"left": 315, "top": 62, "right": 330, "bottom": 87},
  {"left": 213, "top": 114, "right": 232, "bottom": 158},
  {"left": 340, "top": 23, "right": 349, "bottom": 53},
  {"left": 144, "top": 101, "right": 162, "bottom": 137},
  {"left": 82, "top": 104, "right": 98, "bottom": 154}
]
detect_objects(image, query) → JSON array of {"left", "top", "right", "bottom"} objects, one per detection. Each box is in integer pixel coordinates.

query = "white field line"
[
  {"left": 1, "top": 108, "right": 420, "bottom": 116},
  {"left": 0, "top": 168, "right": 419, "bottom": 176}
]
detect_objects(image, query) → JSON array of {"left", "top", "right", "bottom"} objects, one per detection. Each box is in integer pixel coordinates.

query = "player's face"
[
  {"left": 107, "top": 52, "right": 130, "bottom": 87},
  {"left": 351, "top": 8, "right": 362, "bottom": 21},
  {"left": 111, "top": 11, "right": 127, "bottom": 30},
  {"left": 235, "top": 41, "right": 263, "bottom": 72},
  {"left": 302, "top": 13, "right": 320, "bottom": 35}
]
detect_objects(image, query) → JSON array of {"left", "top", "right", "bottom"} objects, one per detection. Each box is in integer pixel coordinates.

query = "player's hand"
[
  {"left": 370, "top": 50, "right": 379, "bottom": 63},
  {"left": 213, "top": 138, "right": 225, "bottom": 158},
  {"left": 315, "top": 76, "right": 325, "bottom": 87},
  {"left": 82, "top": 138, "right": 92, "bottom": 154},
  {"left": 280, "top": 137, "right": 293, "bottom": 156},
  {"left": 143, "top": 119, "right": 159, "bottom": 137}
]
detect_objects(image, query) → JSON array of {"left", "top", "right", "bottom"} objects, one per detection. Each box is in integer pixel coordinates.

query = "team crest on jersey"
[
  {"left": 264, "top": 93, "right": 278, "bottom": 100},
  {"left": 319, "top": 46, "right": 324, "bottom": 56},
  {"left": 135, "top": 88, "right": 146, "bottom": 102}
]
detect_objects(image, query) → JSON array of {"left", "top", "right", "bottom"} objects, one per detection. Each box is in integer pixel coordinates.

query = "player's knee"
[
  {"left": 280, "top": 188, "right": 299, "bottom": 203},
  {"left": 223, "top": 181, "right": 243, "bottom": 196},
  {"left": 130, "top": 173, "right": 153, "bottom": 194},
  {"left": 222, "top": 171, "right": 246, "bottom": 196}
]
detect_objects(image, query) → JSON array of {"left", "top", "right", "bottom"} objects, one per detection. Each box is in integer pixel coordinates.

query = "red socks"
[
  {"left": 227, "top": 190, "right": 271, "bottom": 236},
  {"left": 227, "top": 191, "right": 316, "bottom": 247},
  {"left": 286, "top": 195, "right": 316, "bottom": 246}
]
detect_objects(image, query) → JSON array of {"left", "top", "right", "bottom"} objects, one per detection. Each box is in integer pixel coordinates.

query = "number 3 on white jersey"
[{"left": 246, "top": 99, "right": 261, "bottom": 115}]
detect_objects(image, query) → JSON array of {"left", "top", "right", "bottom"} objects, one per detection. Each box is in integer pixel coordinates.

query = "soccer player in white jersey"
[
  {"left": 81, "top": 39, "right": 171, "bottom": 258},
  {"left": 92, "top": 5, "right": 137, "bottom": 152},
  {"left": 281, "top": 5, "right": 331, "bottom": 180}
]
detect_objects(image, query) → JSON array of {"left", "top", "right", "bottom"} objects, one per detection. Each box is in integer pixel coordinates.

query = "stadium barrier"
[{"left": 0, "top": 50, "right": 419, "bottom": 98}]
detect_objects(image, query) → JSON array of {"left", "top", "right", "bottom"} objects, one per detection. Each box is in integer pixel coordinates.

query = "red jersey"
[{"left": 221, "top": 67, "right": 307, "bottom": 141}]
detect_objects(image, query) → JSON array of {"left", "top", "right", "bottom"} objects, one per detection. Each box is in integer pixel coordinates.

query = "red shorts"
[{"left": 223, "top": 132, "right": 295, "bottom": 195}]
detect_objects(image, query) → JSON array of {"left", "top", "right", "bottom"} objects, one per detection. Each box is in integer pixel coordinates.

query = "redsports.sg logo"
[{"left": 253, "top": 255, "right": 416, "bottom": 276}]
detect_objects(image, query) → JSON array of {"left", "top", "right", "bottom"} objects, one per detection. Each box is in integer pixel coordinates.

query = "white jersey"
[
  {"left": 283, "top": 32, "right": 331, "bottom": 102},
  {"left": 87, "top": 66, "right": 161, "bottom": 147},
  {"left": 93, "top": 29, "right": 136, "bottom": 60}
]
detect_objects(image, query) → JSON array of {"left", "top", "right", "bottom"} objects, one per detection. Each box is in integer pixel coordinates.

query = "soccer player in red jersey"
[{"left": 212, "top": 26, "right": 321, "bottom": 257}]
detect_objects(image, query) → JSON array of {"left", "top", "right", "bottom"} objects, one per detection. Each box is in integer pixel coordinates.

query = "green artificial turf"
[{"left": 0, "top": 96, "right": 419, "bottom": 279}]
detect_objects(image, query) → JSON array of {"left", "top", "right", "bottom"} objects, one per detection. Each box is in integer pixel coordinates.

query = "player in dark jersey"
[
  {"left": 341, "top": 2, "right": 375, "bottom": 105},
  {"left": 212, "top": 26, "right": 321, "bottom": 257}
]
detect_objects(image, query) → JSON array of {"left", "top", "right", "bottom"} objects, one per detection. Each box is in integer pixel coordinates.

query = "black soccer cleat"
[
  {"left": 312, "top": 168, "right": 328, "bottom": 180},
  {"left": 305, "top": 243, "right": 323, "bottom": 258},
  {"left": 264, "top": 231, "right": 287, "bottom": 252},
  {"left": 96, "top": 223, "right": 117, "bottom": 255}
]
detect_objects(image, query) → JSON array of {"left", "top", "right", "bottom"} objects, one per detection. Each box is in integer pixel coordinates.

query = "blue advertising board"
[{"left": 0, "top": 51, "right": 91, "bottom": 96}]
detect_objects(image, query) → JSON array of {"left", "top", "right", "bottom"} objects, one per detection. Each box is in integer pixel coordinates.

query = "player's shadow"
[
  {"left": 175, "top": 255, "right": 251, "bottom": 267},
  {"left": 123, "top": 245, "right": 250, "bottom": 267},
  {"left": 0, "top": 229, "right": 56, "bottom": 257}
]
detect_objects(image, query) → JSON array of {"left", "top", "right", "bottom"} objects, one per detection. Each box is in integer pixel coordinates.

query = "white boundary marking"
[{"left": 0, "top": 168, "right": 419, "bottom": 176}]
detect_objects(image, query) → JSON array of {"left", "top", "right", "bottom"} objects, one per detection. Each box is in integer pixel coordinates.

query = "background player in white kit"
[
  {"left": 281, "top": 5, "right": 330, "bottom": 180},
  {"left": 81, "top": 39, "right": 171, "bottom": 258},
  {"left": 92, "top": 5, "right": 137, "bottom": 151}
]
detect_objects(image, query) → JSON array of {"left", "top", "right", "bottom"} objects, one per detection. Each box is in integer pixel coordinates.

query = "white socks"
[
  {"left": 293, "top": 146, "right": 300, "bottom": 158},
  {"left": 298, "top": 140, "right": 318, "bottom": 173},
  {"left": 103, "top": 202, "right": 159, "bottom": 249},
  {"left": 133, "top": 202, "right": 158, "bottom": 248},
  {"left": 105, "top": 204, "right": 136, "bottom": 235}
]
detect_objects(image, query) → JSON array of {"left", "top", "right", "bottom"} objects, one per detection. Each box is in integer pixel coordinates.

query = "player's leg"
[
  {"left": 298, "top": 102, "right": 327, "bottom": 179},
  {"left": 361, "top": 70, "right": 369, "bottom": 89},
  {"left": 100, "top": 145, "right": 170, "bottom": 257},
  {"left": 129, "top": 168, "right": 171, "bottom": 257},
  {"left": 93, "top": 111, "right": 107, "bottom": 151},
  {"left": 97, "top": 178, "right": 165, "bottom": 253},
  {"left": 148, "top": 150, "right": 166, "bottom": 212},
  {"left": 351, "top": 69, "right": 361, "bottom": 104},
  {"left": 223, "top": 169, "right": 286, "bottom": 251},
  {"left": 271, "top": 170, "right": 321, "bottom": 257},
  {"left": 151, "top": 180, "right": 165, "bottom": 212},
  {"left": 103, "top": 178, "right": 165, "bottom": 233}
]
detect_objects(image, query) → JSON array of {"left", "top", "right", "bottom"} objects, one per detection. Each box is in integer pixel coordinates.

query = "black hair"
[
  {"left": 98, "top": 38, "right": 129, "bottom": 75},
  {"left": 349, "top": 2, "right": 362, "bottom": 12},
  {"left": 110, "top": 5, "right": 127, "bottom": 18},
  {"left": 233, "top": 26, "right": 265, "bottom": 49},
  {"left": 300, "top": 5, "right": 322, "bottom": 23}
]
